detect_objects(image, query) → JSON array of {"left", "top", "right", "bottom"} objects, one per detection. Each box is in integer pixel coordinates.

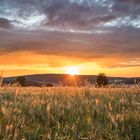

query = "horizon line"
[{"left": 3, "top": 73, "right": 140, "bottom": 79}]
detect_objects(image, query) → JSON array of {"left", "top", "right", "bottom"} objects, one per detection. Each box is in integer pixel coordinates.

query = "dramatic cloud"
[
  {"left": 0, "top": 0, "right": 140, "bottom": 76},
  {"left": 0, "top": 0, "right": 139, "bottom": 30},
  {"left": 0, "top": 18, "right": 12, "bottom": 29},
  {"left": 0, "top": 28, "right": 139, "bottom": 68}
]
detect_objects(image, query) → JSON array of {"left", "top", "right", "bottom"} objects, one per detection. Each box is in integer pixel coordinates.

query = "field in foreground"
[{"left": 0, "top": 86, "right": 140, "bottom": 140}]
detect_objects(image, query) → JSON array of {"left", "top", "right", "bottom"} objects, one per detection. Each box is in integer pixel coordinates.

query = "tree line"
[{"left": 14, "top": 73, "right": 109, "bottom": 87}]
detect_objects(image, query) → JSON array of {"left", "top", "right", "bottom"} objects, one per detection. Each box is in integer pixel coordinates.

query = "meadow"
[{"left": 0, "top": 86, "right": 140, "bottom": 140}]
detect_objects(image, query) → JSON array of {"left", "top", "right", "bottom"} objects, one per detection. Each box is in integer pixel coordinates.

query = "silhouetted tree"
[
  {"left": 15, "top": 76, "right": 26, "bottom": 86},
  {"left": 96, "top": 73, "right": 108, "bottom": 87}
]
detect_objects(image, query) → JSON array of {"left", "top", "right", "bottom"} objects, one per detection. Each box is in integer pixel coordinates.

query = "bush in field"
[
  {"left": 15, "top": 76, "right": 26, "bottom": 86},
  {"left": 96, "top": 73, "right": 109, "bottom": 87}
]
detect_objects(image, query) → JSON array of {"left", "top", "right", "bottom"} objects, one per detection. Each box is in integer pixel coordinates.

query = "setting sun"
[{"left": 66, "top": 66, "right": 80, "bottom": 76}]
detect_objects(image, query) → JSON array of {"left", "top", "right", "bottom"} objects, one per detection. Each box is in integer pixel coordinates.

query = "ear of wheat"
[{"left": 0, "top": 70, "right": 3, "bottom": 87}]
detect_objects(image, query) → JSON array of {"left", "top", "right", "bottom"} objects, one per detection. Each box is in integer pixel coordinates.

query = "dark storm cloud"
[
  {"left": 115, "top": 0, "right": 140, "bottom": 4},
  {"left": 0, "top": 0, "right": 114, "bottom": 29},
  {"left": 112, "top": 0, "right": 140, "bottom": 17},
  {"left": 0, "top": 28, "right": 140, "bottom": 58},
  {"left": 0, "top": 0, "right": 139, "bottom": 29},
  {"left": 0, "top": 18, "right": 12, "bottom": 29},
  {"left": 42, "top": 0, "right": 113, "bottom": 29}
]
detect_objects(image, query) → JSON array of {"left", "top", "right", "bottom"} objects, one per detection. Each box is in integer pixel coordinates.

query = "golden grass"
[{"left": 0, "top": 86, "right": 140, "bottom": 140}]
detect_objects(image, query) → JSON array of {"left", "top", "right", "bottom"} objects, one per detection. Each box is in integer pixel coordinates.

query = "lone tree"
[
  {"left": 96, "top": 73, "right": 109, "bottom": 87},
  {"left": 15, "top": 76, "right": 26, "bottom": 86}
]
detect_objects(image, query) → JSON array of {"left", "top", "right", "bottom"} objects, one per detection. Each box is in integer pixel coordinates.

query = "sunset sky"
[{"left": 0, "top": 0, "right": 140, "bottom": 77}]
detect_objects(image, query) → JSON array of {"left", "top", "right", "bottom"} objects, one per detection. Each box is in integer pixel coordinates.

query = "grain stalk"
[{"left": 0, "top": 70, "right": 3, "bottom": 87}]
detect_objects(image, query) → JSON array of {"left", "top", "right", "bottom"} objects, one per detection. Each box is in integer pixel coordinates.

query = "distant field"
[{"left": 0, "top": 86, "right": 140, "bottom": 140}]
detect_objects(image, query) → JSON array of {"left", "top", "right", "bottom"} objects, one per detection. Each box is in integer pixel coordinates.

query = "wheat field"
[{"left": 0, "top": 86, "right": 140, "bottom": 140}]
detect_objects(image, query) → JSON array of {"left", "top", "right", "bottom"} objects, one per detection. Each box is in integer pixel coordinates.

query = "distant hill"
[{"left": 3, "top": 74, "right": 140, "bottom": 86}]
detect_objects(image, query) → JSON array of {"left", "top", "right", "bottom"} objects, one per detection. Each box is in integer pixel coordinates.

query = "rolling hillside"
[{"left": 3, "top": 74, "right": 140, "bottom": 86}]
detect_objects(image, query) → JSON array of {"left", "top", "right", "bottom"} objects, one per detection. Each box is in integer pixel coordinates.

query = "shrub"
[
  {"left": 96, "top": 73, "right": 109, "bottom": 87},
  {"left": 15, "top": 76, "right": 26, "bottom": 86}
]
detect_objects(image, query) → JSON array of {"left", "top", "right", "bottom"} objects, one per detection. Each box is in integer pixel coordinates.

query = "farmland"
[{"left": 0, "top": 86, "right": 140, "bottom": 140}]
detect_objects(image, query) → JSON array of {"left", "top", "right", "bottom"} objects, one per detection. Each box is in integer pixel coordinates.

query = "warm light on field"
[
  {"left": 0, "top": 86, "right": 139, "bottom": 139},
  {"left": 66, "top": 66, "right": 80, "bottom": 76}
]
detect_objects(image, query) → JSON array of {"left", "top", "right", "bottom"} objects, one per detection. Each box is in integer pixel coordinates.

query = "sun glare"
[{"left": 66, "top": 66, "right": 80, "bottom": 76}]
